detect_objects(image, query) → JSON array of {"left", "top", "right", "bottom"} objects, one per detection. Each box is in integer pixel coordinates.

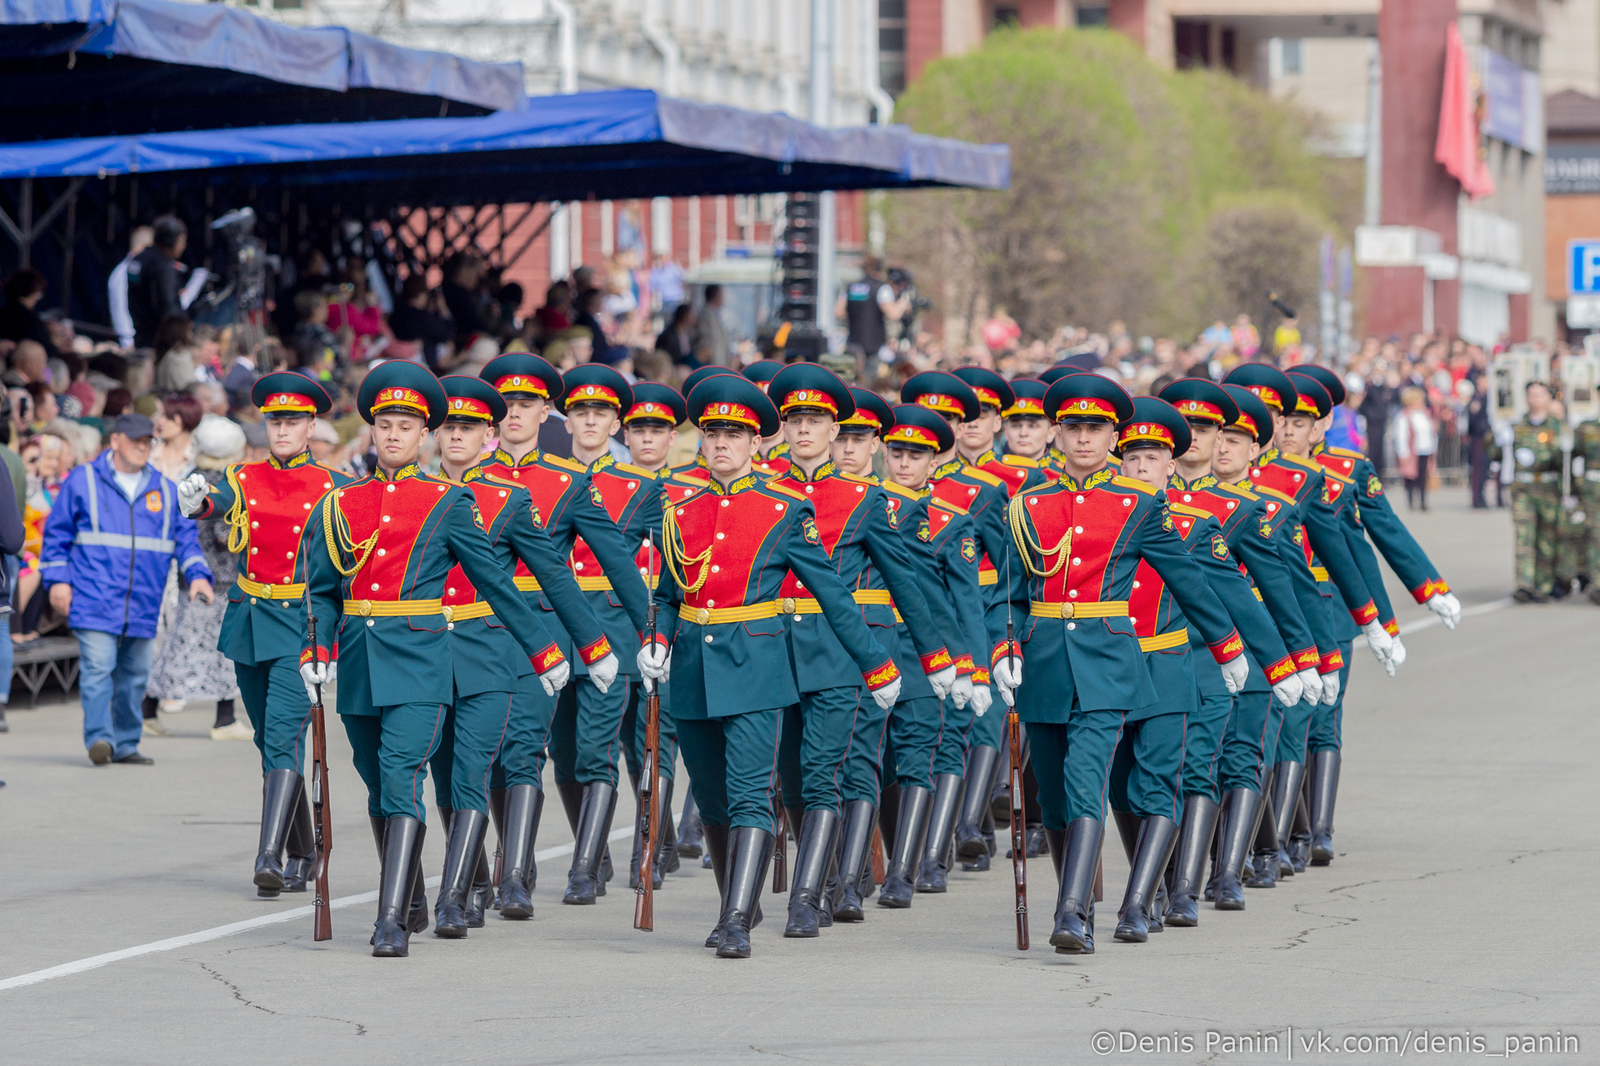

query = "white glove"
[
  {"left": 299, "top": 660, "right": 329, "bottom": 704},
  {"left": 1295, "top": 667, "right": 1323, "bottom": 706},
  {"left": 926, "top": 663, "right": 957, "bottom": 700},
  {"left": 637, "top": 642, "right": 670, "bottom": 682},
  {"left": 1319, "top": 669, "right": 1341, "bottom": 706},
  {"left": 177, "top": 472, "right": 210, "bottom": 517},
  {"left": 1361, "top": 620, "right": 1394, "bottom": 667},
  {"left": 539, "top": 659, "right": 571, "bottom": 696},
  {"left": 1219, "top": 656, "right": 1249, "bottom": 695},
  {"left": 1270, "top": 672, "right": 1304, "bottom": 708},
  {"left": 993, "top": 656, "right": 1022, "bottom": 707},
  {"left": 587, "top": 651, "right": 619, "bottom": 694},
  {"left": 1425, "top": 591, "right": 1461, "bottom": 630},
  {"left": 871, "top": 676, "right": 902, "bottom": 711},
  {"left": 970, "top": 684, "right": 992, "bottom": 718},
  {"left": 950, "top": 674, "right": 972, "bottom": 710},
  {"left": 1385, "top": 636, "right": 1406, "bottom": 677}
]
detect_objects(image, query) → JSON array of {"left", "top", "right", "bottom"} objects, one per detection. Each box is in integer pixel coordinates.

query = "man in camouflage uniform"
[
  {"left": 1575, "top": 414, "right": 1600, "bottom": 605},
  {"left": 1490, "top": 382, "right": 1565, "bottom": 602}
]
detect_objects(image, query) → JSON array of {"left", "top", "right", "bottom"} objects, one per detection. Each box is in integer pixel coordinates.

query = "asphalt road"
[{"left": 2, "top": 487, "right": 1595, "bottom": 1065}]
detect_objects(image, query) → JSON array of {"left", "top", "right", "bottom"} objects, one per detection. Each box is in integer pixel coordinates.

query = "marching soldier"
[
  {"left": 866, "top": 403, "right": 987, "bottom": 910},
  {"left": 427, "top": 375, "right": 617, "bottom": 936},
  {"left": 994, "top": 378, "right": 1058, "bottom": 484},
  {"left": 1574, "top": 413, "right": 1600, "bottom": 605},
  {"left": 1156, "top": 378, "right": 1329, "bottom": 922},
  {"left": 951, "top": 366, "right": 1030, "bottom": 494},
  {"left": 471, "top": 353, "right": 653, "bottom": 908},
  {"left": 1110, "top": 397, "right": 1304, "bottom": 942},
  {"left": 1489, "top": 380, "right": 1565, "bottom": 602},
  {"left": 178, "top": 371, "right": 354, "bottom": 898},
  {"left": 763, "top": 364, "right": 960, "bottom": 936},
  {"left": 300, "top": 362, "right": 572, "bottom": 957},
  {"left": 616, "top": 381, "right": 689, "bottom": 888},
  {"left": 635, "top": 373, "right": 903, "bottom": 959},
  {"left": 995, "top": 374, "right": 1250, "bottom": 955},
  {"left": 742, "top": 360, "right": 791, "bottom": 475},
  {"left": 1291, "top": 365, "right": 1460, "bottom": 864}
]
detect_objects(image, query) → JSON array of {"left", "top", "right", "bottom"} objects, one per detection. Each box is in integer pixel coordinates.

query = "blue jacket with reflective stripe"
[{"left": 39, "top": 452, "right": 212, "bottom": 637}]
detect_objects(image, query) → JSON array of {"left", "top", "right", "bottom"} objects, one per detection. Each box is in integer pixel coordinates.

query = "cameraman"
[
  {"left": 126, "top": 216, "right": 187, "bottom": 349},
  {"left": 837, "top": 257, "right": 910, "bottom": 366}
]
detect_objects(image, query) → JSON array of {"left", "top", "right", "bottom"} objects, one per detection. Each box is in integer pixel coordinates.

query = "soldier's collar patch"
[
  {"left": 1057, "top": 467, "right": 1115, "bottom": 493},
  {"left": 1171, "top": 472, "right": 1217, "bottom": 491},
  {"left": 267, "top": 451, "right": 314, "bottom": 471},
  {"left": 711, "top": 473, "right": 763, "bottom": 496},
  {"left": 374, "top": 462, "right": 421, "bottom": 483},
  {"left": 590, "top": 454, "right": 615, "bottom": 472},
  {"left": 932, "top": 458, "right": 966, "bottom": 480},
  {"left": 493, "top": 447, "right": 541, "bottom": 467},
  {"left": 788, "top": 460, "right": 835, "bottom": 484}
]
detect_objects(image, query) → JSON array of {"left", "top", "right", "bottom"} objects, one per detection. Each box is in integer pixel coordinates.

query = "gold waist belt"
[
  {"left": 236, "top": 578, "right": 304, "bottom": 599},
  {"left": 1028, "top": 600, "right": 1129, "bottom": 619},
  {"left": 343, "top": 598, "right": 442, "bottom": 618},
  {"left": 1139, "top": 628, "right": 1189, "bottom": 652}
]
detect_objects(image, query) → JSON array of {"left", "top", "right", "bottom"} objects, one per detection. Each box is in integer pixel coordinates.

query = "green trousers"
[
  {"left": 1512, "top": 487, "right": 1561, "bottom": 592},
  {"left": 1306, "top": 640, "right": 1354, "bottom": 754},
  {"left": 1179, "top": 686, "right": 1233, "bottom": 802},
  {"left": 1218, "top": 690, "right": 1272, "bottom": 794},
  {"left": 677, "top": 708, "right": 783, "bottom": 831},
  {"left": 427, "top": 691, "right": 514, "bottom": 814},
  {"left": 234, "top": 656, "right": 312, "bottom": 773},
  {"left": 1109, "top": 711, "right": 1187, "bottom": 822},
  {"left": 490, "top": 673, "right": 556, "bottom": 790},
  {"left": 1023, "top": 703, "right": 1126, "bottom": 829},
  {"left": 777, "top": 687, "right": 867, "bottom": 812},
  {"left": 550, "top": 677, "right": 633, "bottom": 788},
  {"left": 341, "top": 701, "right": 449, "bottom": 821},
  {"left": 881, "top": 695, "right": 942, "bottom": 791}
]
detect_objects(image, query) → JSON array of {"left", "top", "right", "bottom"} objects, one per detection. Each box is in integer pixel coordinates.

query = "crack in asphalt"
[{"left": 195, "top": 960, "right": 367, "bottom": 1036}]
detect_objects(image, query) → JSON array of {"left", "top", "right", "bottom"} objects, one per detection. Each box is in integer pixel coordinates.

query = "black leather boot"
[
  {"left": 1268, "top": 760, "right": 1305, "bottom": 878},
  {"left": 1112, "top": 808, "right": 1141, "bottom": 863},
  {"left": 656, "top": 781, "right": 679, "bottom": 877},
  {"left": 954, "top": 746, "right": 1000, "bottom": 860},
  {"left": 715, "top": 826, "right": 774, "bottom": 959},
  {"left": 784, "top": 809, "right": 840, "bottom": 937},
  {"left": 1214, "top": 788, "right": 1261, "bottom": 909},
  {"left": 372, "top": 816, "right": 424, "bottom": 957},
  {"left": 563, "top": 783, "right": 616, "bottom": 905},
  {"left": 964, "top": 803, "right": 996, "bottom": 871},
  {"left": 466, "top": 838, "right": 493, "bottom": 927},
  {"left": 677, "top": 789, "right": 705, "bottom": 858},
  {"left": 703, "top": 823, "right": 730, "bottom": 947},
  {"left": 1164, "top": 795, "right": 1219, "bottom": 927},
  {"left": 488, "top": 787, "right": 508, "bottom": 900},
  {"left": 253, "top": 769, "right": 301, "bottom": 897},
  {"left": 878, "top": 786, "right": 931, "bottom": 908},
  {"left": 407, "top": 822, "right": 429, "bottom": 934},
  {"left": 557, "top": 780, "right": 584, "bottom": 833},
  {"left": 435, "top": 809, "right": 488, "bottom": 938},
  {"left": 1048, "top": 817, "right": 1103, "bottom": 954},
  {"left": 915, "top": 773, "right": 964, "bottom": 892},
  {"left": 1308, "top": 749, "right": 1340, "bottom": 865},
  {"left": 1245, "top": 781, "right": 1280, "bottom": 889},
  {"left": 497, "top": 785, "right": 543, "bottom": 920},
  {"left": 1114, "top": 816, "right": 1178, "bottom": 943},
  {"left": 1043, "top": 827, "right": 1065, "bottom": 881},
  {"left": 282, "top": 776, "right": 315, "bottom": 892},
  {"left": 832, "top": 800, "right": 877, "bottom": 920},
  {"left": 1288, "top": 776, "right": 1312, "bottom": 873}
]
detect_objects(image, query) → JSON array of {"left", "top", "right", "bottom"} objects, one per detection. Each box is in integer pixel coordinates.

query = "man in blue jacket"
[{"left": 41, "top": 414, "right": 214, "bottom": 766}]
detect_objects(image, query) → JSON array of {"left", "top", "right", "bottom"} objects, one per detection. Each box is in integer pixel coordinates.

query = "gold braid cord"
[
  {"left": 222, "top": 465, "right": 251, "bottom": 555},
  {"left": 1007, "top": 494, "right": 1071, "bottom": 579},
  {"left": 660, "top": 507, "right": 712, "bottom": 594},
  {"left": 321, "top": 489, "right": 380, "bottom": 578}
]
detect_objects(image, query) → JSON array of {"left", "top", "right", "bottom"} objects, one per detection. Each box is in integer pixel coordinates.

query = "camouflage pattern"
[
  {"left": 1572, "top": 420, "right": 1600, "bottom": 582},
  {"left": 1491, "top": 416, "right": 1566, "bottom": 593}
]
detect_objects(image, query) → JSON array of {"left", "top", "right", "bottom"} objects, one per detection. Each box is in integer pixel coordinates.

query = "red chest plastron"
[
  {"left": 1021, "top": 487, "right": 1135, "bottom": 604},
  {"left": 671, "top": 492, "right": 789, "bottom": 610},
  {"left": 338, "top": 478, "right": 453, "bottom": 597},
  {"left": 236, "top": 463, "right": 336, "bottom": 585},
  {"left": 776, "top": 477, "right": 869, "bottom": 598}
]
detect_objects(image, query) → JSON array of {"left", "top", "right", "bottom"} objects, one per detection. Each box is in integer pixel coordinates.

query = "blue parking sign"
[{"left": 1569, "top": 241, "right": 1600, "bottom": 294}]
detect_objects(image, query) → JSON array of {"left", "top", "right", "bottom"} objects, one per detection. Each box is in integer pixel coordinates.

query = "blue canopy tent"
[{"left": 0, "top": 0, "right": 526, "bottom": 144}]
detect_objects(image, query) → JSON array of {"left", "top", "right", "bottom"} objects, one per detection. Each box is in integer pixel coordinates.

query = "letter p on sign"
[{"left": 1569, "top": 241, "right": 1600, "bottom": 294}]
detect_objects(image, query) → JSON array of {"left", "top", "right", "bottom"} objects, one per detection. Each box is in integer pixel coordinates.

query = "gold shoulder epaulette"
[
  {"left": 1328, "top": 445, "right": 1364, "bottom": 459},
  {"left": 766, "top": 481, "right": 807, "bottom": 501},
  {"left": 543, "top": 454, "right": 587, "bottom": 472},
  {"left": 881, "top": 480, "right": 919, "bottom": 500},
  {"left": 1279, "top": 452, "right": 1321, "bottom": 471},
  {"left": 840, "top": 471, "right": 878, "bottom": 485},
  {"left": 964, "top": 467, "right": 1004, "bottom": 488},
  {"left": 1254, "top": 484, "right": 1295, "bottom": 503},
  {"left": 1002, "top": 454, "right": 1040, "bottom": 468},
  {"left": 1112, "top": 475, "right": 1156, "bottom": 495},
  {"left": 611, "top": 460, "right": 658, "bottom": 478},
  {"left": 1217, "top": 481, "right": 1259, "bottom": 501},
  {"left": 930, "top": 495, "right": 969, "bottom": 516},
  {"left": 1167, "top": 501, "right": 1211, "bottom": 519}
]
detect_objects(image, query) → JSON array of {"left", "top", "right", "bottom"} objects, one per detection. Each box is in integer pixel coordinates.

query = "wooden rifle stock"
[
  {"left": 772, "top": 803, "right": 788, "bottom": 893},
  {"left": 308, "top": 613, "right": 332, "bottom": 943},
  {"left": 635, "top": 546, "right": 661, "bottom": 933},
  {"left": 870, "top": 824, "right": 886, "bottom": 886},
  {"left": 1007, "top": 708, "right": 1028, "bottom": 950}
]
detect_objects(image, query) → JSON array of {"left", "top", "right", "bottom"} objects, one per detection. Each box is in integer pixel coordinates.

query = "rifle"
[
  {"left": 1004, "top": 542, "right": 1027, "bottom": 950},
  {"left": 307, "top": 613, "right": 332, "bottom": 943},
  {"left": 634, "top": 534, "right": 662, "bottom": 932},
  {"left": 772, "top": 802, "right": 788, "bottom": 893},
  {"left": 870, "top": 824, "right": 886, "bottom": 886}
]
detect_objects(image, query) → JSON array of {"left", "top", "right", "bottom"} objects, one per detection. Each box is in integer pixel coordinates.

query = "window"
[
  {"left": 993, "top": 5, "right": 1020, "bottom": 30},
  {"left": 1281, "top": 38, "right": 1303, "bottom": 75},
  {"left": 1076, "top": 4, "right": 1109, "bottom": 27},
  {"left": 880, "top": 0, "right": 907, "bottom": 96}
]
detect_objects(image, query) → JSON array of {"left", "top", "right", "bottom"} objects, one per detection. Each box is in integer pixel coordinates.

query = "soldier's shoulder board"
[
  {"left": 1217, "top": 481, "right": 1259, "bottom": 501},
  {"left": 1111, "top": 475, "right": 1157, "bottom": 495},
  {"left": 1167, "top": 501, "right": 1211, "bottom": 520},
  {"left": 930, "top": 496, "right": 969, "bottom": 517},
  {"left": 766, "top": 481, "right": 807, "bottom": 501},
  {"left": 542, "top": 454, "right": 587, "bottom": 473},
  {"left": 610, "top": 460, "right": 659, "bottom": 479},
  {"left": 880, "top": 480, "right": 919, "bottom": 500},
  {"left": 839, "top": 471, "right": 879, "bottom": 486},
  {"left": 1279, "top": 452, "right": 1322, "bottom": 472},
  {"left": 963, "top": 467, "right": 1004, "bottom": 488}
]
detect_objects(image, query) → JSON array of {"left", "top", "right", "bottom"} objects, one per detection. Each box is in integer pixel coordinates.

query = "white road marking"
[
  {"left": 1353, "top": 597, "right": 1511, "bottom": 648},
  {"left": 0, "top": 825, "right": 637, "bottom": 993}
]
